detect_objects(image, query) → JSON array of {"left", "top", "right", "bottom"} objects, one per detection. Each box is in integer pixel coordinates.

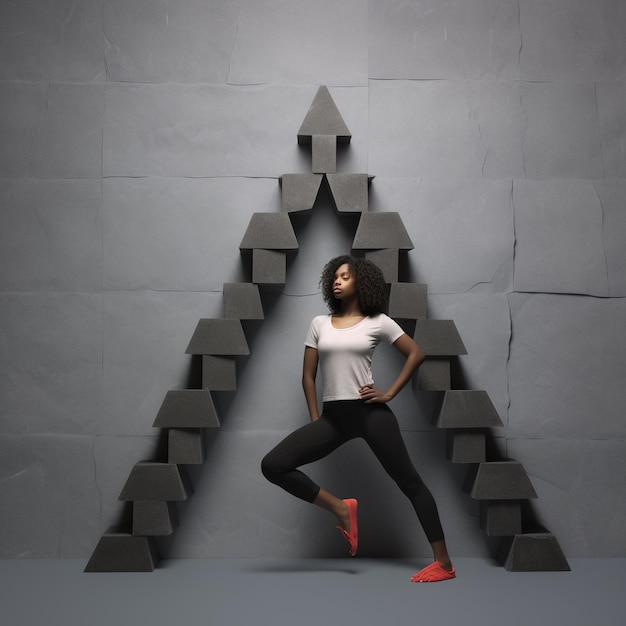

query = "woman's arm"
[
  {"left": 360, "top": 333, "right": 425, "bottom": 404},
  {"left": 302, "top": 346, "right": 320, "bottom": 421}
]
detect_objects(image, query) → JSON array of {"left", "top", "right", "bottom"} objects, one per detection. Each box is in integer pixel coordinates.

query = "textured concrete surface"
[{"left": 0, "top": 0, "right": 625, "bottom": 561}]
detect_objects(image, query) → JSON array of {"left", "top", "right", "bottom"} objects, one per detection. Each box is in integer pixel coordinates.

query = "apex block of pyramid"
[{"left": 297, "top": 86, "right": 351, "bottom": 144}]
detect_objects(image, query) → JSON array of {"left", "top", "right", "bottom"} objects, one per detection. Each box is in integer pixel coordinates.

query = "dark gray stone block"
[
  {"left": 297, "top": 86, "right": 351, "bottom": 144},
  {"left": 223, "top": 283, "right": 264, "bottom": 319},
  {"left": 168, "top": 428, "right": 206, "bottom": 465},
  {"left": 132, "top": 501, "right": 179, "bottom": 536},
  {"left": 352, "top": 212, "right": 414, "bottom": 250},
  {"left": 326, "top": 173, "right": 370, "bottom": 213},
  {"left": 497, "top": 533, "right": 570, "bottom": 571},
  {"left": 415, "top": 358, "right": 451, "bottom": 391},
  {"left": 153, "top": 390, "right": 220, "bottom": 428},
  {"left": 119, "top": 461, "right": 194, "bottom": 502},
  {"left": 84, "top": 527, "right": 160, "bottom": 572},
  {"left": 202, "top": 355, "right": 237, "bottom": 391},
  {"left": 446, "top": 429, "right": 486, "bottom": 463},
  {"left": 185, "top": 319, "right": 250, "bottom": 356},
  {"left": 239, "top": 213, "right": 299, "bottom": 250},
  {"left": 434, "top": 390, "right": 504, "bottom": 428},
  {"left": 280, "top": 173, "right": 323, "bottom": 213},
  {"left": 463, "top": 461, "right": 538, "bottom": 500},
  {"left": 365, "top": 249, "right": 398, "bottom": 283},
  {"left": 311, "top": 135, "right": 337, "bottom": 173},
  {"left": 252, "top": 248, "right": 287, "bottom": 285},
  {"left": 413, "top": 319, "right": 467, "bottom": 356},
  {"left": 388, "top": 282, "right": 428, "bottom": 319},
  {"left": 479, "top": 500, "right": 522, "bottom": 536}
]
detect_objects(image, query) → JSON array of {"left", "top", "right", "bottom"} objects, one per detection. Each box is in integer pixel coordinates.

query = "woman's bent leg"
[{"left": 261, "top": 417, "right": 346, "bottom": 503}]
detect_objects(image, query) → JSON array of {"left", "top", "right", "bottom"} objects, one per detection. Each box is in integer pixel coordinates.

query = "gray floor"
[{"left": 2, "top": 557, "right": 624, "bottom": 626}]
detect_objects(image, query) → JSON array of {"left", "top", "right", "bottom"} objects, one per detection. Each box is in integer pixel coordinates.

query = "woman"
[{"left": 261, "top": 255, "right": 455, "bottom": 583}]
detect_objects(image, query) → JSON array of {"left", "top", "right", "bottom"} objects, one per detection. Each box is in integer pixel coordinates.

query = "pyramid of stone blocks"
[{"left": 85, "top": 87, "right": 568, "bottom": 573}]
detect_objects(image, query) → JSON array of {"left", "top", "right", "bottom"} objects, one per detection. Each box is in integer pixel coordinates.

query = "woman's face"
[{"left": 332, "top": 263, "right": 357, "bottom": 301}]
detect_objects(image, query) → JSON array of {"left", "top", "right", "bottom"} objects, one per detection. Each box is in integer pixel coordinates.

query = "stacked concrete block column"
[{"left": 87, "top": 86, "right": 568, "bottom": 572}]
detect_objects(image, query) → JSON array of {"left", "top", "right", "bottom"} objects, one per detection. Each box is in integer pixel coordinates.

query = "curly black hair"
[{"left": 319, "top": 255, "right": 388, "bottom": 315}]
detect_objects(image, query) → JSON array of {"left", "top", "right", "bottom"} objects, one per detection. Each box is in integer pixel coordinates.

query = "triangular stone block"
[
  {"left": 84, "top": 528, "right": 159, "bottom": 572},
  {"left": 326, "top": 173, "right": 370, "bottom": 213},
  {"left": 434, "top": 390, "right": 503, "bottom": 428},
  {"left": 168, "top": 428, "right": 206, "bottom": 464},
  {"left": 414, "top": 319, "right": 467, "bottom": 356},
  {"left": 389, "top": 283, "right": 428, "bottom": 319},
  {"left": 415, "top": 358, "right": 451, "bottom": 391},
  {"left": 252, "top": 249, "right": 287, "bottom": 285},
  {"left": 479, "top": 501, "right": 521, "bottom": 536},
  {"left": 446, "top": 429, "right": 486, "bottom": 463},
  {"left": 497, "top": 533, "right": 570, "bottom": 571},
  {"left": 153, "top": 390, "right": 220, "bottom": 428},
  {"left": 186, "top": 319, "right": 250, "bottom": 356},
  {"left": 202, "top": 355, "right": 237, "bottom": 391},
  {"left": 119, "top": 461, "right": 194, "bottom": 502},
  {"left": 280, "top": 174, "right": 323, "bottom": 213},
  {"left": 239, "top": 213, "right": 298, "bottom": 250},
  {"left": 365, "top": 249, "right": 398, "bottom": 283},
  {"left": 463, "top": 461, "right": 538, "bottom": 500},
  {"left": 352, "top": 212, "right": 414, "bottom": 250},
  {"left": 223, "top": 283, "right": 264, "bottom": 319},
  {"left": 297, "top": 86, "right": 351, "bottom": 144},
  {"left": 312, "top": 135, "right": 337, "bottom": 173},
  {"left": 132, "top": 501, "right": 179, "bottom": 536}
]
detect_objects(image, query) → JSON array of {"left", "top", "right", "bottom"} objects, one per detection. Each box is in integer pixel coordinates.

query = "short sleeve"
[
  {"left": 378, "top": 314, "right": 405, "bottom": 344},
  {"left": 304, "top": 315, "right": 324, "bottom": 348}
]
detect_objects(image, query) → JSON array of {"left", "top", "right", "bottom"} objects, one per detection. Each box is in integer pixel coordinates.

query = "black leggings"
[{"left": 261, "top": 400, "right": 445, "bottom": 544}]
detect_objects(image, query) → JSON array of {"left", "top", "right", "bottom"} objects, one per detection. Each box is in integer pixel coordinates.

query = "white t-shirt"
[{"left": 304, "top": 313, "right": 405, "bottom": 402}]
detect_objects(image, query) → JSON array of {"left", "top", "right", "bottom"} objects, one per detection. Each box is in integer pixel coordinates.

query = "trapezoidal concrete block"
[
  {"left": 352, "top": 213, "right": 414, "bottom": 251},
  {"left": 463, "top": 461, "right": 538, "bottom": 500},
  {"left": 312, "top": 135, "right": 337, "bottom": 173},
  {"left": 446, "top": 429, "right": 486, "bottom": 463},
  {"left": 202, "top": 355, "right": 237, "bottom": 391},
  {"left": 326, "top": 173, "right": 370, "bottom": 213},
  {"left": 388, "top": 282, "right": 428, "bottom": 319},
  {"left": 413, "top": 319, "right": 467, "bottom": 356},
  {"left": 84, "top": 527, "right": 159, "bottom": 572},
  {"left": 119, "top": 461, "right": 194, "bottom": 502},
  {"left": 223, "top": 283, "right": 264, "bottom": 319},
  {"left": 434, "top": 390, "right": 504, "bottom": 429},
  {"left": 186, "top": 319, "right": 250, "bottom": 356},
  {"left": 168, "top": 428, "right": 206, "bottom": 465},
  {"left": 479, "top": 500, "right": 522, "bottom": 537},
  {"left": 365, "top": 249, "right": 398, "bottom": 283},
  {"left": 497, "top": 533, "right": 570, "bottom": 571},
  {"left": 414, "top": 358, "right": 451, "bottom": 391},
  {"left": 239, "top": 213, "right": 298, "bottom": 251},
  {"left": 297, "top": 86, "right": 351, "bottom": 144},
  {"left": 280, "top": 173, "right": 323, "bottom": 213},
  {"left": 252, "top": 248, "right": 287, "bottom": 285},
  {"left": 153, "top": 390, "right": 220, "bottom": 428},
  {"left": 133, "top": 501, "right": 179, "bottom": 536}
]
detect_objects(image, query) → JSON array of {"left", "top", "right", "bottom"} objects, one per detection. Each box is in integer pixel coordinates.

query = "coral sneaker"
[{"left": 336, "top": 498, "right": 358, "bottom": 556}]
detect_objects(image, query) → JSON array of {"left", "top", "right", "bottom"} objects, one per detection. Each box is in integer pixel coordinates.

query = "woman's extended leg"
[{"left": 359, "top": 404, "right": 454, "bottom": 578}]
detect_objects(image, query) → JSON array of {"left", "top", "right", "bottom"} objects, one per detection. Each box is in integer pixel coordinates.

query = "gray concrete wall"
[{"left": 1, "top": 0, "right": 624, "bottom": 559}]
